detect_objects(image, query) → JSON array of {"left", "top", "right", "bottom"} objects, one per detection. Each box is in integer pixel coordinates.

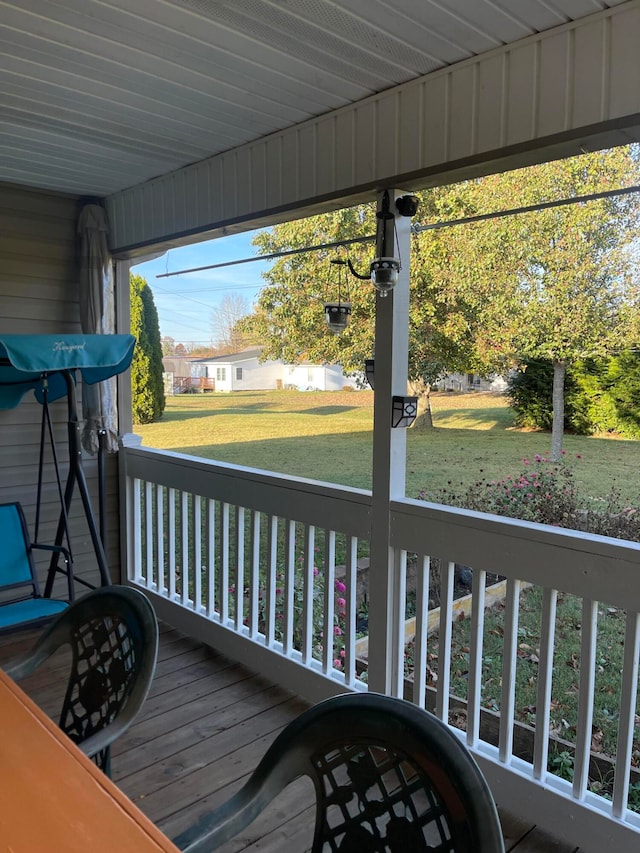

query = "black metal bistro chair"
[
  {"left": 3, "top": 585, "right": 158, "bottom": 776},
  {"left": 173, "top": 692, "right": 505, "bottom": 853}
]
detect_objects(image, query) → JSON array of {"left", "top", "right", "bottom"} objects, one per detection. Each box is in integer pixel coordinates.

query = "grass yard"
[
  {"left": 136, "top": 389, "right": 640, "bottom": 504},
  {"left": 137, "top": 388, "right": 640, "bottom": 792},
  {"left": 438, "top": 585, "right": 629, "bottom": 758}
]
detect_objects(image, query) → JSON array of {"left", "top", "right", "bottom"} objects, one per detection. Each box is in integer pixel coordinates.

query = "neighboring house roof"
[
  {"left": 190, "top": 348, "right": 264, "bottom": 365},
  {"left": 163, "top": 355, "right": 195, "bottom": 371}
]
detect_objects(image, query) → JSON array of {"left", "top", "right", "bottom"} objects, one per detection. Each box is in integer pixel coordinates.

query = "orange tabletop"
[{"left": 0, "top": 668, "right": 179, "bottom": 852}]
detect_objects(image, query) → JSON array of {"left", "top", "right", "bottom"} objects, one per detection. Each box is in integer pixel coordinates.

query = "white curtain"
[{"left": 78, "top": 203, "right": 119, "bottom": 453}]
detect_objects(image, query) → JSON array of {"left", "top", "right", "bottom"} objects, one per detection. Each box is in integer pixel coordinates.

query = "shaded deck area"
[{"left": 0, "top": 624, "right": 579, "bottom": 852}]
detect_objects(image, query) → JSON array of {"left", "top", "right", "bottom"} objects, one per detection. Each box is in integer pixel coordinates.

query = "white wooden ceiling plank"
[
  {"left": 537, "top": 31, "right": 572, "bottom": 137},
  {"left": 0, "top": 159, "right": 114, "bottom": 195},
  {"left": 422, "top": 75, "right": 449, "bottom": 167},
  {"left": 258, "top": 0, "right": 455, "bottom": 72},
  {"left": 94, "top": 0, "right": 381, "bottom": 99},
  {"left": 396, "top": 83, "right": 422, "bottom": 177},
  {"left": 489, "top": 0, "right": 570, "bottom": 29},
  {"left": 316, "top": 116, "right": 336, "bottom": 197},
  {"left": 0, "top": 98, "right": 209, "bottom": 162},
  {"left": 0, "top": 138, "right": 145, "bottom": 181},
  {"left": 263, "top": 137, "right": 283, "bottom": 210},
  {"left": 0, "top": 76, "right": 249, "bottom": 149},
  {"left": 0, "top": 0, "right": 633, "bottom": 197},
  {"left": 572, "top": 19, "right": 608, "bottom": 127},
  {"left": 297, "top": 124, "right": 318, "bottom": 201},
  {"left": 476, "top": 54, "right": 506, "bottom": 153},
  {"left": 0, "top": 22, "right": 314, "bottom": 127},
  {"left": 413, "top": 0, "right": 535, "bottom": 43},
  {"left": 547, "top": 0, "right": 611, "bottom": 17},
  {"left": 348, "top": 0, "right": 502, "bottom": 56},
  {"left": 448, "top": 63, "right": 477, "bottom": 161},
  {"left": 609, "top": 4, "right": 640, "bottom": 118},
  {"left": 281, "top": 134, "right": 300, "bottom": 206},
  {"left": 0, "top": 121, "right": 166, "bottom": 169},
  {"left": 173, "top": 0, "right": 424, "bottom": 84},
  {"left": 375, "top": 92, "right": 400, "bottom": 178},
  {"left": 234, "top": 148, "right": 252, "bottom": 219},
  {"left": 18, "top": 0, "right": 351, "bottom": 112},
  {"left": 505, "top": 42, "right": 539, "bottom": 146}
]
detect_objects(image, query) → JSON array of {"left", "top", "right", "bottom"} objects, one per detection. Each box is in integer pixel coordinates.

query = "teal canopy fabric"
[{"left": 0, "top": 334, "right": 136, "bottom": 409}]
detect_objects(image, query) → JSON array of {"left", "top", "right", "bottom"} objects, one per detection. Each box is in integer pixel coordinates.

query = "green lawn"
[
  {"left": 136, "top": 389, "right": 640, "bottom": 503},
  {"left": 137, "top": 388, "right": 640, "bottom": 783}
]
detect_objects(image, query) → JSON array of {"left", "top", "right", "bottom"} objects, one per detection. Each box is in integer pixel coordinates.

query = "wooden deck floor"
[{"left": 0, "top": 624, "right": 579, "bottom": 852}]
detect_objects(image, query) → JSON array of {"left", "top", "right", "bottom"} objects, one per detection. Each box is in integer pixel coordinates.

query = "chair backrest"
[
  {"left": 0, "top": 502, "right": 39, "bottom": 597},
  {"left": 174, "top": 692, "right": 505, "bottom": 853},
  {"left": 5, "top": 585, "right": 159, "bottom": 773}
]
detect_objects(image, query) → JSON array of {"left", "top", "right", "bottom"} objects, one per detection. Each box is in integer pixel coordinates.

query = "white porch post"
[{"left": 367, "top": 189, "right": 411, "bottom": 695}]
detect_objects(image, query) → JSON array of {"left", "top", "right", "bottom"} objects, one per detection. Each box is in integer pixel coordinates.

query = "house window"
[
  {"left": 236, "top": 367, "right": 243, "bottom": 380},
  {"left": 216, "top": 367, "right": 226, "bottom": 381}
]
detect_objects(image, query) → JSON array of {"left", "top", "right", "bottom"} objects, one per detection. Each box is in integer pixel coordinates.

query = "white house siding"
[
  {"left": 435, "top": 373, "right": 509, "bottom": 393},
  {"left": 0, "top": 184, "right": 119, "bottom": 591},
  {"left": 285, "top": 365, "right": 319, "bottom": 390},
  {"left": 324, "top": 365, "right": 346, "bottom": 391},
  {"left": 231, "top": 359, "right": 283, "bottom": 391},
  {"left": 197, "top": 357, "right": 286, "bottom": 391},
  {"left": 283, "top": 364, "right": 345, "bottom": 391},
  {"left": 108, "top": 3, "right": 640, "bottom": 255},
  {"left": 193, "top": 357, "right": 346, "bottom": 391}
]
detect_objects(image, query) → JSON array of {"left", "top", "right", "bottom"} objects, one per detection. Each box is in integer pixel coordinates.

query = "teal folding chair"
[{"left": 0, "top": 502, "right": 70, "bottom": 631}]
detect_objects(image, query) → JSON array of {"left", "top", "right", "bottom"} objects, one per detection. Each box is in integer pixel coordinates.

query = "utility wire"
[
  {"left": 156, "top": 234, "right": 375, "bottom": 278},
  {"left": 413, "top": 183, "right": 640, "bottom": 234},
  {"left": 155, "top": 182, "right": 640, "bottom": 279}
]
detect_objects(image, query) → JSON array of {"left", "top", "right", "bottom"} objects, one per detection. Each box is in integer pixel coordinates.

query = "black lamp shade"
[{"left": 324, "top": 302, "right": 352, "bottom": 334}]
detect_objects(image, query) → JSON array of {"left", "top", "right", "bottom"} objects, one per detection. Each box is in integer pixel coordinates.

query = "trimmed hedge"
[{"left": 508, "top": 352, "right": 640, "bottom": 438}]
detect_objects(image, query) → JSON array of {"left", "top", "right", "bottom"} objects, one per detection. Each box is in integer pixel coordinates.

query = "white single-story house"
[
  {"left": 189, "top": 348, "right": 348, "bottom": 392},
  {"left": 188, "top": 350, "right": 505, "bottom": 395},
  {"left": 435, "top": 372, "right": 509, "bottom": 393}
]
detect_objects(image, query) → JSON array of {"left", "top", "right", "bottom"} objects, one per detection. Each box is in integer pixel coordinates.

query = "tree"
[
  {"left": 161, "top": 335, "right": 176, "bottom": 356},
  {"left": 243, "top": 206, "right": 376, "bottom": 367},
  {"left": 508, "top": 359, "right": 591, "bottom": 434},
  {"left": 210, "top": 294, "right": 252, "bottom": 352},
  {"left": 602, "top": 348, "right": 640, "bottom": 437},
  {"left": 466, "top": 148, "right": 640, "bottom": 458},
  {"left": 130, "top": 274, "right": 165, "bottom": 424},
  {"left": 244, "top": 147, "right": 640, "bottom": 446}
]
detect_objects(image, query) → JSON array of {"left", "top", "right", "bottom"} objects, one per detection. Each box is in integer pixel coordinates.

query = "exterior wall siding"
[
  {"left": 108, "top": 2, "right": 640, "bottom": 255},
  {"left": 231, "top": 360, "right": 281, "bottom": 391},
  {"left": 0, "top": 184, "right": 121, "bottom": 591}
]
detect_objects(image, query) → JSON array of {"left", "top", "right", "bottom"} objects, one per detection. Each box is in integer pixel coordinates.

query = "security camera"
[{"left": 395, "top": 194, "right": 419, "bottom": 217}]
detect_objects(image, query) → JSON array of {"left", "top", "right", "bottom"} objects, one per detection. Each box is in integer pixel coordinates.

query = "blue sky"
[{"left": 131, "top": 228, "right": 272, "bottom": 347}]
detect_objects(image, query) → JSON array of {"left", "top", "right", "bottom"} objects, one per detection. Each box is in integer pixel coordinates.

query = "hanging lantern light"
[{"left": 325, "top": 259, "right": 352, "bottom": 334}]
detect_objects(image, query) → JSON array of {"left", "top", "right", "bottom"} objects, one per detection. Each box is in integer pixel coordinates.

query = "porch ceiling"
[{"left": 1, "top": 0, "right": 629, "bottom": 198}]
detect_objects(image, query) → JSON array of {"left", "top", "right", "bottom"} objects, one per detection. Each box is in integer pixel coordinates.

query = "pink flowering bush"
[
  {"left": 264, "top": 564, "right": 348, "bottom": 667},
  {"left": 419, "top": 454, "right": 640, "bottom": 542}
]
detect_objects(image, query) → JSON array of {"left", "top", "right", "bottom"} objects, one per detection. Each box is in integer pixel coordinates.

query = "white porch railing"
[
  {"left": 121, "top": 444, "right": 640, "bottom": 852},
  {"left": 120, "top": 445, "right": 372, "bottom": 700}
]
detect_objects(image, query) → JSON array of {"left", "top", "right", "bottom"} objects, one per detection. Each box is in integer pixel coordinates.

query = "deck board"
[{"left": 0, "top": 623, "right": 578, "bottom": 852}]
